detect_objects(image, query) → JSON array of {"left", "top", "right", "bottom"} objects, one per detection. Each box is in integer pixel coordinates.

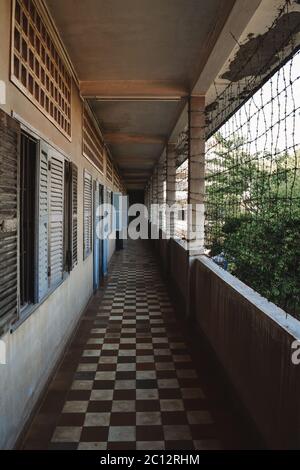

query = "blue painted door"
[{"left": 93, "top": 181, "right": 100, "bottom": 290}]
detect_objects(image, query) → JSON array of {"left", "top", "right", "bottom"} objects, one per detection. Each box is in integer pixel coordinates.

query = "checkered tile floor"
[{"left": 22, "top": 240, "right": 258, "bottom": 450}]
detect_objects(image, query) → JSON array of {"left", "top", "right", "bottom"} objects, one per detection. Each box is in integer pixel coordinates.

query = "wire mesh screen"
[
  {"left": 175, "top": 127, "right": 188, "bottom": 168},
  {"left": 205, "top": 45, "right": 300, "bottom": 318},
  {"left": 174, "top": 126, "right": 188, "bottom": 239}
]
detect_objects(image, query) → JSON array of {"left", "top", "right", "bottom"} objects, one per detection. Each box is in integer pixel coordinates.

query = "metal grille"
[
  {"left": 82, "top": 107, "right": 104, "bottom": 173},
  {"left": 106, "top": 156, "right": 113, "bottom": 183},
  {"left": 12, "top": 0, "right": 72, "bottom": 138},
  {"left": 205, "top": 5, "right": 300, "bottom": 319}
]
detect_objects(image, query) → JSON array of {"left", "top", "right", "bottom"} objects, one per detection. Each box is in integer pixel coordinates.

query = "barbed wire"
[{"left": 205, "top": 1, "right": 300, "bottom": 318}]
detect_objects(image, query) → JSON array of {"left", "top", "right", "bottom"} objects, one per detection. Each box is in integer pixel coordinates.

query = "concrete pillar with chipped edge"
[
  {"left": 166, "top": 143, "right": 176, "bottom": 239},
  {"left": 187, "top": 95, "right": 205, "bottom": 256},
  {"left": 151, "top": 166, "right": 159, "bottom": 237},
  {"left": 149, "top": 175, "right": 153, "bottom": 222},
  {"left": 157, "top": 151, "right": 165, "bottom": 231}
]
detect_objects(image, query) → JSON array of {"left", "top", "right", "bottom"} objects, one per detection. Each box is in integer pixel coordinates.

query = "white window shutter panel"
[
  {"left": 71, "top": 163, "right": 78, "bottom": 268},
  {"left": 49, "top": 150, "right": 65, "bottom": 288},
  {"left": 0, "top": 110, "right": 20, "bottom": 334},
  {"left": 37, "top": 142, "right": 49, "bottom": 301},
  {"left": 93, "top": 180, "right": 100, "bottom": 239},
  {"left": 83, "top": 170, "right": 92, "bottom": 259}
]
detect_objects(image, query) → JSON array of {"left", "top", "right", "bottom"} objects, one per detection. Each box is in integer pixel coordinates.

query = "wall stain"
[{"left": 221, "top": 12, "right": 300, "bottom": 82}]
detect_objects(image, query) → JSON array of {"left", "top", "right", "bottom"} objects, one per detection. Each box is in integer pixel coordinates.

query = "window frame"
[
  {"left": 64, "top": 160, "right": 78, "bottom": 272},
  {"left": 19, "top": 131, "right": 38, "bottom": 311},
  {"left": 11, "top": 122, "right": 77, "bottom": 330}
]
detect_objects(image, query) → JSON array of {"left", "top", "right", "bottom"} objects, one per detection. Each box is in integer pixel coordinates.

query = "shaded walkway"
[{"left": 22, "top": 240, "right": 259, "bottom": 450}]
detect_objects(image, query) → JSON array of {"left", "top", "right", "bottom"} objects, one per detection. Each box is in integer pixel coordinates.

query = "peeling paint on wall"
[{"left": 221, "top": 12, "right": 300, "bottom": 82}]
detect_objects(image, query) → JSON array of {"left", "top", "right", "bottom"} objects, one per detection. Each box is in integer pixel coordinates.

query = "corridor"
[
  {"left": 1, "top": 0, "right": 299, "bottom": 453},
  {"left": 21, "top": 241, "right": 258, "bottom": 451}
]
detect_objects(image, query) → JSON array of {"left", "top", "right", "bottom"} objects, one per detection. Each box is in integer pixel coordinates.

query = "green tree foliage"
[{"left": 205, "top": 133, "right": 300, "bottom": 318}]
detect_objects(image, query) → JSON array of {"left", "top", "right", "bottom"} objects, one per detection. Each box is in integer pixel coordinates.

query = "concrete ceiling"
[{"left": 46, "top": 0, "right": 236, "bottom": 189}]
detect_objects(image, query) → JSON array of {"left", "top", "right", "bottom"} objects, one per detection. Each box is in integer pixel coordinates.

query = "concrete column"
[
  {"left": 154, "top": 166, "right": 159, "bottom": 205},
  {"left": 187, "top": 95, "right": 205, "bottom": 256},
  {"left": 144, "top": 184, "right": 148, "bottom": 212},
  {"left": 149, "top": 177, "right": 153, "bottom": 221},
  {"left": 166, "top": 143, "right": 176, "bottom": 238},
  {"left": 144, "top": 183, "right": 150, "bottom": 236},
  {"left": 147, "top": 183, "right": 150, "bottom": 213},
  {"left": 157, "top": 153, "right": 165, "bottom": 231},
  {"left": 151, "top": 166, "right": 159, "bottom": 235}
]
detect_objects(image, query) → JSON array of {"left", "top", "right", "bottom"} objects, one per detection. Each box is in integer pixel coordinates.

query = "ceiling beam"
[
  {"left": 104, "top": 133, "right": 165, "bottom": 145},
  {"left": 119, "top": 166, "right": 154, "bottom": 171},
  {"left": 118, "top": 159, "right": 155, "bottom": 163},
  {"left": 124, "top": 177, "right": 146, "bottom": 180},
  {"left": 124, "top": 180, "right": 149, "bottom": 183},
  {"left": 126, "top": 184, "right": 146, "bottom": 189},
  {"left": 122, "top": 172, "right": 151, "bottom": 177},
  {"left": 80, "top": 80, "right": 188, "bottom": 99},
  {"left": 117, "top": 157, "right": 155, "bottom": 163},
  {"left": 123, "top": 170, "right": 150, "bottom": 175},
  {"left": 123, "top": 172, "right": 149, "bottom": 176},
  {"left": 119, "top": 165, "right": 154, "bottom": 172}
]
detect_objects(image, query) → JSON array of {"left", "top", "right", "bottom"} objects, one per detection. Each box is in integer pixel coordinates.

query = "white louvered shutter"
[
  {"left": 37, "top": 141, "right": 49, "bottom": 301},
  {"left": 93, "top": 180, "right": 100, "bottom": 240},
  {"left": 0, "top": 110, "right": 20, "bottom": 334},
  {"left": 71, "top": 163, "right": 78, "bottom": 268},
  {"left": 83, "top": 170, "right": 92, "bottom": 259},
  {"left": 49, "top": 150, "right": 64, "bottom": 287}
]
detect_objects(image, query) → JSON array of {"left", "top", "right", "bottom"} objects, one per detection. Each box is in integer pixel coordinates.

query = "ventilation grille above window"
[
  {"left": 82, "top": 107, "right": 104, "bottom": 173},
  {"left": 12, "top": 0, "right": 72, "bottom": 138},
  {"left": 113, "top": 170, "right": 121, "bottom": 190},
  {"left": 106, "top": 156, "right": 113, "bottom": 183}
]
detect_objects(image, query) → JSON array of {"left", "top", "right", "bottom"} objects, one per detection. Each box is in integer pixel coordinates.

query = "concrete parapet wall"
[
  {"left": 190, "top": 256, "right": 300, "bottom": 449},
  {"left": 153, "top": 235, "right": 300, "bottom": 449}
]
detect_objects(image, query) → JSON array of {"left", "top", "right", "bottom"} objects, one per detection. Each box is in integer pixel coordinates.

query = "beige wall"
[{"left": 0, "top": 0, "right": 117, "bottom": 448}]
